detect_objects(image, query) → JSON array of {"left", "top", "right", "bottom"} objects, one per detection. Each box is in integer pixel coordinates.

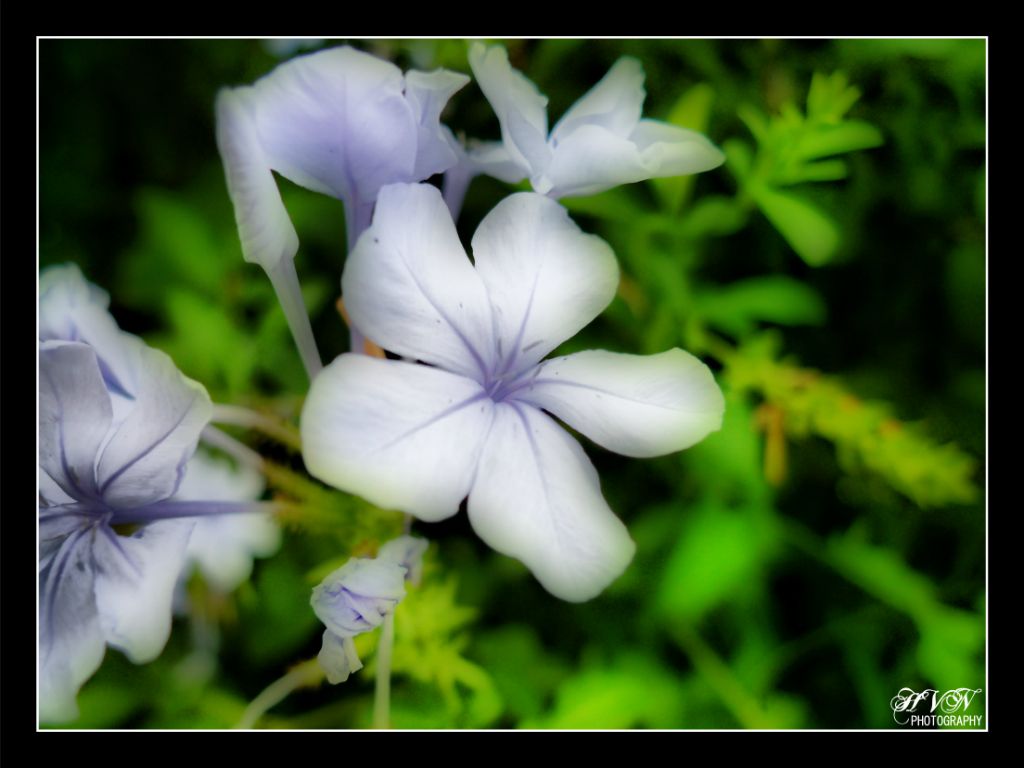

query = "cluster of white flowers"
[
  {"left": 216, "top": 42, "right": 725, "bottom": 606},
  {"left": 39, "top": 41, "right": 728, "bottom": 718}
]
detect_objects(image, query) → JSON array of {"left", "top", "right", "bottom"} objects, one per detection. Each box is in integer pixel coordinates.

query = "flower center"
[{"left": 483, "top": 365, "right": 538, "bottom": 403}]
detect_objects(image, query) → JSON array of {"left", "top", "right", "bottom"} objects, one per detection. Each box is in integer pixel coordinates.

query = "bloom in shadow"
[
  {"left": 302, "top": 183, "right": 725, "bottom": 602},
  {"left": 468, "top": 43, "right": 725, "bottom": 199},
  {"left": 39, "top": 340, "right": 212, "bottom": 721}
]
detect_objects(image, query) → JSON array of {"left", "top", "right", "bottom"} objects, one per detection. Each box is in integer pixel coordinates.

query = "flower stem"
[
  {"left": 267, "top": 258, "right": 322, "bottom": 380},
  {"left": 201, "top": 425, "right": 264, "bottom": 470},
  {"left": 343, "top": 197, "right": 375, "bottom": 355},
  {"left": 210, "top": 403, "right": 302, "bottom": 451},
  {"left": 372, "top": 613, "right": 395, "bottom": 729},
  {"left": 236, "top": 659, "right": 324, "bottom": 729},
  {"left": 672, "top": 623, "right": 776, "bottom": 729}
]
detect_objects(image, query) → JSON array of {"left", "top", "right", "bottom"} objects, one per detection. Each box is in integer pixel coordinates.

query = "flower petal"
[
  {"left": 92, "top": 520, "right": 194, "bottom": 663},
  {"left": 516, "top": 349, "right": 725, "bottom": 458},
  {"left": 247, "top": 46, "right": 417, "bottom": 206},
  {"left": 39, "top": 530, "right": 106, "bottom": 723},
  {"left": 404, "top": 69, "right": 470, "bottom": 180},
  {"left": 342, "top": 183, "right": 496, "bottom": 378},
  {"left": 39, "top": 263, "right": 141, "bottom": 396},
  {"left": 318, "top": 630, "right": 363, "bottom": 684},
  {"left": 629, "top": 119, "right": 727, "bottom": 176},
  {"left": 215, "top": 88, "right": 299, "bottom": 272},
  {"left": 550, "top": 57, "right": 645, "bottom": 143},
  {"left": 468, "top": 43, "right": 550, "bottom": 176},
  {"left": 95, "top": 344, "right": 212, "bottom": 508},
  {"left": 468, "top": 403, "right": 635, "bottom": 602},
  {"left": 466, "top": 139, "right": 529, "bottom": 184},
  {"left": 378, "top": 535, "right": 429, "bottom": 586},
  {"left": 544, "top": 124, "right": 653, "bottom": 198},
  {"left": 39, "top": 341, "right": 113, "bottom": 500},
  {"left": 302, "top": 354, "right": 494, "bottom": 522},
  {"left": 545, "top": 120, "right": 724, "bottom": 199},
  {"left": 471, "top": 192, "right": 618, "bottom": 373}
]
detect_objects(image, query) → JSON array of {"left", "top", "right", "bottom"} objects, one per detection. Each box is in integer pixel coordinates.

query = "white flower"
[
  {"left": 215, "top": 45, "right": 470, "bottom": 272},
  {"left": 301, "top": 183, "right": 725, "bottom": 602},
  {"left": 174, "top": 451, "right": 281, "bottom": 593},
  {"left": 467, "top": 43, "right": 725, "bottom": 199}
]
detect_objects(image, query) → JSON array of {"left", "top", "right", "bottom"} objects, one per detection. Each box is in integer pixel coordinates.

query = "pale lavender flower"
[
  {"left": 301, "top": 183, "right": 725, "bottom": 602},
  {"left": 215, "top": 45, "right": 469, "bottom": 372},
  {"left": 39, "top": 340, "right": 212, "bottom": 722},
  {"left": 468, "top": 43, "right": 725, "bottom": 199},
  {"left": 38, "top": 266, "right": 267, "bottom": 721},
  {"left": 310, "top": 536, "right": 425, "bottom": 684}
]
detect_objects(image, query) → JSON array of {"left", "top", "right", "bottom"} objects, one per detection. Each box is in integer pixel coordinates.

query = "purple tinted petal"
[
  {"left": 39, "top": 529, "right": 106, "bottom": 722},
  {"left": 39, "top": 341, "right": 114, "bottom": 501},
  {"left": 468, "top": 403, "right": 635, "bottom": 602},
  {"left": 92, "top": 520, "right": 194, "bottom": 663},
  {"left": 95, "top": 343, "right": 211, "bottom": 508}
]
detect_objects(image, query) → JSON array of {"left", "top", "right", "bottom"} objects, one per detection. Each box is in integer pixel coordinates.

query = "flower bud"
[{"left": 311, "top": 557, "right": 406, "bottom": 638}]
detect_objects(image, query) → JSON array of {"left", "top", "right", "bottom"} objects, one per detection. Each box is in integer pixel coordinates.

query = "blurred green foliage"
[{"left": 40, "top": 38, "right": 985, "bottom": 729}]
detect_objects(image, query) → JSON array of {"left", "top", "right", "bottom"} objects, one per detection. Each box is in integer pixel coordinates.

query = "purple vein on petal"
[
  {"left": 394, "top": 245, "right": 490, "bottom": 379},
  {"left": 378, "top": 390, "right": 489, "bottom": 451},
  {"left": 100, "top": 524, "right": 144, "bottom": 579},
  {"left": 42, "top": 364, "right": 90, "bottom": 501},
  {"left": 495, "top": 267, "right": 541, "bottom": 380},
  {"left": 97, "top": 393, "right": 199, "bottom": 497},
  {"left": 41, "top": 528, "right": 88, "bottom": 658}
]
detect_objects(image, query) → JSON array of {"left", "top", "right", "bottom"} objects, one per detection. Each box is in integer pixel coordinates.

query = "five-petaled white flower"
[
  {"left": 301, "top": 183, "right": 725, "bottom": 602},
  {"left": 467, "top": 43, "right": 725, "bottom": 199}
]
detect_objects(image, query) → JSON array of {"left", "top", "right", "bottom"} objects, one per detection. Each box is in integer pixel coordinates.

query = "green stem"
[
  {"left": 236, "top": 659, "right": 323, "bottom": 729},
  {"left": 210, "top": 403, "right": 302, "bottom": 452},
  {"left": 373, "top": 613, "right": 395, "bottom": 729},
  {"left": 672, "top": 623, "right": 776, "bottom": 729}
]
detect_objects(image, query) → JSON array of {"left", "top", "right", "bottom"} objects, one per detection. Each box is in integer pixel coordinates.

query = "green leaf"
[
  {"left": 526, "top": 653, "right": 685, "bottom": 729},
  {"left": 806, "top": 71, "right": 861, "bottom": 122},
  {"left": 677, "top": 195, "right": 747, "bottom": 239},
  {"left": 658, "top": 504, "right": 770, "bottom": 620},
  {"left": 752, "top": 185, "right": 841, "bottom": 266},
  {"left": 696, "top": 275, "right": 827, "bottom": 337},
  {"left": 794, "top": 121, "right": 884, "bottom": 162},
  {"left": 723, "top": 138, "right": 755, "bottom": 181},
  {"left": 773, "top": 159, "right": 849, "bottom": 186},
  {"left": 683, "top": 396, "right": 769, "bottom": 503},
  {"left": 474, "top": 625, "right": 570, "bottom": 721},
  {"left": 122, "top": 189, "right": 226, "bottom": 304}
]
